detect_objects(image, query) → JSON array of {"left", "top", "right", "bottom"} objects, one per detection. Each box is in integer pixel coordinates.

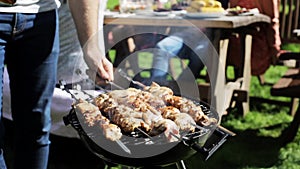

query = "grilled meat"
[
  {"left": 143, "top": 82, "right": 174, "bottom": 104},
  {"left": 74, "top": 100, "right": 122, "bottom": 141},
  {"left": 149, "top": 119, "right": 180, "bottom": 142},
  {"left": 101, "top": 123, "right": 122, "bottom": 141},
  {"left": 168, "top": 96, "right": 217, "bottom": 126},
  {"left": 173, "top": 113, "right": 196, "bottom": 132},
  {"left": 80, "top": 82, "right": 217, "bottom": 142},
  {"left": 160, "top": 106, "right": 196, "bottom": 132},
  {"left": 103, "top": 105, "right": 151, "bottom": 132}
]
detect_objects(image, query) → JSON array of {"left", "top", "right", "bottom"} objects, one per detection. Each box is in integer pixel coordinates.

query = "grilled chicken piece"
[
  {"left": 75, "top": 100, "right": 104, "bottom": 126},
  {"left": 173, "top": 113, "right": 196, "bottom": 132},
  {"left": 142, "top": 110, "right": 163, "bottom": 125},
  {"left": 82, "top": 110, "right": 108, "bottom": 126},
  {"left": 74, "top": 100, "right": 122, "bottom": 141},
  {"left": 136, "top": 90, "right": 166, "bottom": 109},
  {"left": 160, "top": 106, "right": 181, "bottom": 120},
  {"left": 104, "top": 105, "right": 151, "bottom": 132},
  {"left": 113, "top": 116, "right": 147, "bottom": 133},
  {"left": 75, "top": 99, "right": 99, "bottom": 115},
  {"left": 94, "top": 93, "right": 118, "bottom": 110},
  {"left": 160, "top": 106, "right": 196, "bottom": 132},
  {"left": 107, "top": 88, "right": 140, "bottom": 104},
  {"left": 149, "top": 119, "right": 180, "bottom": 142},
  {"left": 144, "top": 82, "right": 174, "bottom": 103},
  {"left": 168, "top": 96, "right": 217, "bottom": 126},
  {"left": 105, "top": 88, "right": 165, "bottom": 113},
  {"left": 101, "top": 123, "right": 122, "bottom": 141}
]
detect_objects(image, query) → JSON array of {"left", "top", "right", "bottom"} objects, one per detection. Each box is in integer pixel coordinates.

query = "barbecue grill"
[{"left": 59, "top": 76, "right": 234, "bottom": 169}]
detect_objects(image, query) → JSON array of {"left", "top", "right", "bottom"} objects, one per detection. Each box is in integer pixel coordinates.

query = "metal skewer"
[
  {"left": 62, "top": 72, "right": 132, "bottom": 155},
  {"left": 58, "top": 80, "right": 78, "bottom": 100},
  {"left": 118, "top": 68, "right": 146, "bottom": 88},
  {"left": 135, "top": 128, "right": 154, "bottom": 140},
  {"left": 170, "top": 132, "right": 182, "bottom": 142},
  {"left": 116, "top": 140, "right": 132, "bottom": 154},
  {"left": 105, "top": 80, "right": 125, "bottom": 90}
]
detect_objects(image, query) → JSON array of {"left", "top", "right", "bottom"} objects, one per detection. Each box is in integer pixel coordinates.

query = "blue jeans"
[
  {"left": 0, "top": 10, "right": 59, "bottom": 169},
  {"left": 151, "top": 36, "right": 184, "bottom": 78},
  {"left": 151, "top": 35, "right": 205, "bottom": 80}
]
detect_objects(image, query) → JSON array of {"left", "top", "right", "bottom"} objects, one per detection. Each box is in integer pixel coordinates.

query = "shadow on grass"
[{"left": 183, "top": 128, "right": 283, "bottom": 169}]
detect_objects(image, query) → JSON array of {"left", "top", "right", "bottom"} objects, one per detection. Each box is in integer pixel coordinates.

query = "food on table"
[
  {"left": 186, "top": 0, "right": 224, "bottom": 13},
  {"left": 153, "top": 0, "right": 185, "bottom": 12},
  {"left": 226, "top": 6, "right": 252, "bottom": 16},
  {"left": 119, "top": 0, "right": 152, "bottom": 13},
  {"left": 153, "top": 8, "right": 171, "bottom": 12},
  {"left": 74, "top": 82, "right": 217, "bottom": 142}
]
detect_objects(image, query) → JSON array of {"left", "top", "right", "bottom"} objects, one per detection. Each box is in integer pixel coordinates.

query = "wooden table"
[
  {"left": 104, "top": 12, "right": 270, "bottom": 28},
  {"left": 104, "top": 12, "right": 271, "bottom": 118}
]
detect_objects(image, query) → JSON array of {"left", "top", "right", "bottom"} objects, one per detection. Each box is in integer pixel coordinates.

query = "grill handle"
[
  {"left": 63, "top": 114, "right": 71, "bottom": 126},
  {"left": 190, "top": 126, "right": 234, "bottom": 160},
  {"left": 190, "top": 137, "right": 227, "bottom": 161}
]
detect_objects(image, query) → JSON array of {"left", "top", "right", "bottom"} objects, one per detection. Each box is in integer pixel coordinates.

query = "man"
[{"left": 0, "top": 0, "right": 113, "bottom": 169}]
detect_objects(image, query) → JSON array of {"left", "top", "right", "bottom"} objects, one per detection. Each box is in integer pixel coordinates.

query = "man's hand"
[
  {"left": 68, "top": 0, "right": 114, "bottom": 81},
  {"left": 83, "top": 41, "right": 114, "bottom": 82}
]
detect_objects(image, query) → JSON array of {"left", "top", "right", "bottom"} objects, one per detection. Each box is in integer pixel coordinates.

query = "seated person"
[
  {"left": 105, "top": 25, "right": 168, "bottom": 68},
  {"left": 148, "top": 0, "right": 229, "bottom": 84},
  {"left": 105, "top": 25, "right": 136, "bottom": 67},
  {"left": 227, "top": 0, "right": 281, "bottom": 76},
  {"left": 148, "top": 27, "right": 212, "bottom": 84}
]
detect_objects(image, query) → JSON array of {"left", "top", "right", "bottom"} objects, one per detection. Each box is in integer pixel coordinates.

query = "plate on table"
[
  {"left": 104, "top": 11, "right": 119, "bottom": 17},
  {"left": 226, "top": 8, "right": 259, "bottom": 16},
  {"left": 185, "top": 12, "right": 224, "bottom": 18},
  {"left": 135, "top": 10, "right": 154, "bottom": 16},
  {"left": 153, "top": 8, "right": 172, "bottom": 16},
  {"left": 171, "top": 9, "right": 187, "bottom": 16},
  {"left": 153, "top": 11, "right": 171, "bottom": 16}
]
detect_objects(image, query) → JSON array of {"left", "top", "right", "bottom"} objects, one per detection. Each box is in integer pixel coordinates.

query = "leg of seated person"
[
  {"left": 176, "top": 38, "right": 209, "bottom": 81},
  {"left": 112, "top": 39, "right": 131, "bottom": 67},
  {"left": 177, "top": 49, "right": 204, "bottom": 81},
  {"left": 151, "top": 36, "right": 184, "bottom": 80}
]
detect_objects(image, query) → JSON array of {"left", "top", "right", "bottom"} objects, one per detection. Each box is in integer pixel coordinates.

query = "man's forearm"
[{"left": 68, "top": 0, "right": 99, "bottom": 47}]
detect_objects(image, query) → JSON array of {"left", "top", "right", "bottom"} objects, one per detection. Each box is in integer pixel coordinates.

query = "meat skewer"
[
  {"left": 94, "top": 92, "right": 181, "bottom": 142},
  {"left": 168, "top": 96, "right": 217, "bottom": 126},
  {"left": 89, "top": 80, "right": 216, "bottom": 143},
  {"left": 160, "top": 106, "right": 196, "bottom": 132},
  {"left": 95, "top": 94, "right": 152, "bottom": 132},
  {"left": 144, "top": 82, "right": 217, "bottom": 126},
  {"left": 149, "top": 119, "right": 181, "bottom": 142},
  {"left": 74, "top": 100, "right": 132, "bottom": 154},
  {"left": 74, "top": 99, "right": 122, "bottom": 141}
]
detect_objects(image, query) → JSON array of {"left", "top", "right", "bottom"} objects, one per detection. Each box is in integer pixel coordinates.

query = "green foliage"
[
  {"left": 282, "top": 43, "right": 300, "bottom": 52},
  {"left": 106, "top": 0, "right": 119, "bottom": 10}
]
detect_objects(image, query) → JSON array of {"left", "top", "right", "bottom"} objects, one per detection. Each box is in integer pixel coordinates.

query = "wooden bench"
[
  {"left": 270, "top": 0, "right": 300, "bottom": 116},
  {"left": 271, "top": 68, "right": 300, "bottom": 116},
  {"left": 279, "top": 0, "right": 300, "bottom": 44}
]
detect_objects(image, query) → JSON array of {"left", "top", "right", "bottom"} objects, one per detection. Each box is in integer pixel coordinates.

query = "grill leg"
[
  {"left": 104, "top": 165, "right": 137, "bottom": 169},
  {"left": 175, "top": 160, "right": 187, "bottom": 169}
]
